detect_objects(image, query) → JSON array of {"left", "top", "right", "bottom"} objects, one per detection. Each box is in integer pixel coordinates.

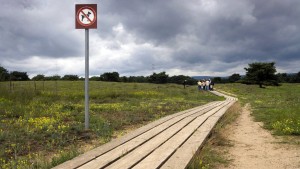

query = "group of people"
[{"left": 197, "top": 79, "right": 214, "bottom": 91}]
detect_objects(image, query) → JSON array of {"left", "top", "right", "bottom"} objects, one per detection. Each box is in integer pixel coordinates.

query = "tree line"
[
  {"left": 92, "top": 71, "right": 198, "bottom": 85},
  {"left": 0, "top": 67, "right": 30, "bottom": 81},
  {"left": 0, "top": 66, "right": 197, "bottom": 85},
  {"left": 1, "top": 62, "right": 300, "bottom": 87},
  {"left": 213, "top": 62, "right": 300, "bottom": 87}
]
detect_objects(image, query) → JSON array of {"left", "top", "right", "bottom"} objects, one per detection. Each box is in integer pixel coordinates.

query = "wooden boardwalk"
[{"left": 53, "top": 91, "right": 237, "bottom": 169}]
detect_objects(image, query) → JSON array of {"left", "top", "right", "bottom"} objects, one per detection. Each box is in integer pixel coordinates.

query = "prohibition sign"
[{"left": 76, "top": 6, "right": 97, "bottom": 27}]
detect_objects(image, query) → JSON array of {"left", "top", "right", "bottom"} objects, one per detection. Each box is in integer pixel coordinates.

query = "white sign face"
[{"left": 77, "top": 7, "right": 96, "bottom": 26}]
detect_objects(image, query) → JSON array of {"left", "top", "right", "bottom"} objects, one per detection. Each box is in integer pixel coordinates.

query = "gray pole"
[{"left": 85, "top": 28, "right": 89, "bottom": 130}]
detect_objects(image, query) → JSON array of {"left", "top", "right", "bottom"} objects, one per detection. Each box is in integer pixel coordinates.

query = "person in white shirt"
[
  {"left": 205, "top": 79, "right": 210, "bottom": 90},
  {"left": 197, "top": 80, "right": 202, "bottom": 90}
]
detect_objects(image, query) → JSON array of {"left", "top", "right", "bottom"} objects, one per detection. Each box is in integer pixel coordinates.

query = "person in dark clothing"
[
  {"left": 183, "top": 80, "right": 187, "bottom": 89},
  {"left": 210, "top": 81, "right": 214, "bottom": 91}
]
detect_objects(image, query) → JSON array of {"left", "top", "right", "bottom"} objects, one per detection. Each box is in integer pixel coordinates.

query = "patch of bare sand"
[{"left": 223, "top": 104, "right": 300, "bottom": 169}]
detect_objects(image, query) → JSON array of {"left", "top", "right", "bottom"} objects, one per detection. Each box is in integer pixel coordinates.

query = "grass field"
[
  {"left": 188, "top": 83, "right": 300, "bottom": 169},
  {"left": 0, "top": 81, "right": 222, "bottom": 169},
  {"left": 216, "top": 83, "right": 300, "bottom": 136}
]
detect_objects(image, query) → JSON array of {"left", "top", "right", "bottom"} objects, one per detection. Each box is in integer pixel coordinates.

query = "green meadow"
[
  {"left": 0, "top": 81, "right": 222, "bottom": 168},
  {"left": 216, "top": 83, "right": 300, "bottom": 136},
  {"left": 3, "top": 81, "right": 298, "bottom": 168},
  {"left": 188, "top": 83, "right": 300, "bottom": 169}
]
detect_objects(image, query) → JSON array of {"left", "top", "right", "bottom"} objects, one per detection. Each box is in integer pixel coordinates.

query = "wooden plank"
[
  {"left": 104, "top": 116, "right": 199, "bottom": 169},
  {"left": 53, "top": 101, "right": 220, "bottom": 169},
  {"left": 77, "top": 102, "right": 224, "bottom": 169},
  {"left": 53, "top": 91, "right": 237, "bottom": 169},
  {"left": 160, "top": 121, "right": 213, "bottom": 169},
  {"left": 132, "top": 102, "right": 231, "bottom": 169},
  {"left": 161, "top": 100, "right": 237, "bottom": 169},
  {"left": 104, "top": 102, "right": 227, "bottom": 169}
]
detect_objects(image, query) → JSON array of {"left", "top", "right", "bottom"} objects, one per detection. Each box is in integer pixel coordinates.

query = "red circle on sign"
[{"left": 76, "top": 6, "right": 97, "bottom": 27}]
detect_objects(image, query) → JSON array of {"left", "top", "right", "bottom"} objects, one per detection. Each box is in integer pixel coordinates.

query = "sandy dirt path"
[{"left": 223, "top": 104, "right": 300, "bottom": 169}]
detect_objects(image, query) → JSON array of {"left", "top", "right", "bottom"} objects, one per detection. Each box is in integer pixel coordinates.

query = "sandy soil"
[{"left": 223, "top": 104, "right": 300, "bottom": 169}]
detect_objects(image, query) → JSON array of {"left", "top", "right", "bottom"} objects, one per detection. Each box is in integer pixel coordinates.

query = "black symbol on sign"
[{"left": 81, "top": 12, "right": 91, "bottom": 21}]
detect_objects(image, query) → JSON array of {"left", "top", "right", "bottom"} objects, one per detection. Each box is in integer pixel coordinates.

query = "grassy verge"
[
  {"left": 215, "top": 83, "right": 300, "bottom": 136},
  {"left": 187, "top": 102, "right": 241, "bottom": 169},
  {"left": 188, "top": 83, "right": 300, "bottom": 169},
  {"left": 0, "top": 81, "right": 222, "bottom": 168}
]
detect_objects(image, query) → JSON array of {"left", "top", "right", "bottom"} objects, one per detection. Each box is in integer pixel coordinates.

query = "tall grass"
[{"left": 0, "top": 81, "right": 222, "bottom": 168}]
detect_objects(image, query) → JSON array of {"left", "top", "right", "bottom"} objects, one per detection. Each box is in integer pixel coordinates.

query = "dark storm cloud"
[
  {"left": 100, "top": 0, "right": 300, "bottom": 73},
  {"left": 1, "top": 0, "right": 299, "bottom": 77},
  {"left": 0, "top": 1, "right": 82, "bottom": 60},
  {"left": 100, "top": 0, "right": 191, "bottom": 44}
]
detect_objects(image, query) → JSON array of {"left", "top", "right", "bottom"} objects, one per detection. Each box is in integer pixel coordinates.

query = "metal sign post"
[
  {"left": 76, "top": 4, "right": 97, "bottom": 130},
  {"left": 85, "top": 28, "right": 89, "bottom": 129}
]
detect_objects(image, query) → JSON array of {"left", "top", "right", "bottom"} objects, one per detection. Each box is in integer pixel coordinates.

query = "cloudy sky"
[{"left": 0, "top": 0, "right": 300, "bottom": 78}]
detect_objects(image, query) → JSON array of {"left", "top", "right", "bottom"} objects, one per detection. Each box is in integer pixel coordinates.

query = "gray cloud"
[
  {"left": 0, "top": 0, "right": 83, "bottom": 59},
  {"left": 0, "top": 0, "right": 299, "bottom": 77},
  {"left": 101, "top": 0, "right": 300, "bottom": 72}
]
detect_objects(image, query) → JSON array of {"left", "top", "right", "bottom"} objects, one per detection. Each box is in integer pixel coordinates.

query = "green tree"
[
  {"left": 0, "top": 66, "right": 9, "bottom": 81},
  {"left": 32, "top": 74, "right": 45, "bottom": 81},
  {"left": 90, "top": 76, "right": 101, "bottom": 81},
  {"left": 168, "top": 75, "right": 197, "bottom": 85},
  {"left": 45, "top": 75, "right": 61, "bottom": 81},
  {"left": 244, "top": 62, "right": 279, "bottom": 88},
  {"left": 213, "top": 77, "right": 222, "bottom": 83},
  {"left": 289, "top": 72, "right": 300, "bottom": 83},
  {"left": 297, "top": 72, "right": 300, "bottom": 82},
  {"left": 62, "top": 75, "right": 79, "bottom": 81},
  {"left": 100, "top": 72, "right": 120, "bottom": 82},
  {"left": 295, "top": 71, "right": 300, "bottom": 83},
  {"left": 127, "top": 76, "right": 148, "bottom": 83},
  {"left": 228, "top": 73, "right": 241, "bottom": 83},
  {"left": 148, "top": 72, "right": 169, "bottom": 84},
  {"left": 10, "top": 71, "right": 30, "bottom": 81}
]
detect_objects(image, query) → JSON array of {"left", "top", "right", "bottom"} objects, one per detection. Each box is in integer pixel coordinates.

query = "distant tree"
[
  {"left": 127, "top": 76, "right": 148, "bottom": 83},
  {"left": 186, "top": 78, "right": 197, "bottom": 85},
  {"left": 290, "top": 71, "right": 300, "bottom": 83},
  {"left": 10, "top": 71, "right": 30, "bottom": 81},
  {"left": 148, "top": 72, "right": 169, "bottom": 84},
  {"left": 168, "top": 75, "right": 197, "bottom": 85},
  {"left": 62, "top": 75, "right": 79, "bottom": 81},
  {"left": 119, "top": 76, "right": 127, "bottom": 82},
  {"left": 228, "top": 73, "right": 241, "bottom": 83},
  {"left": 44, "top": 75, "right": 61, "bottom": 81},
  {"left": 276, "top": 72, "right": 300, "bottom": 83},
  {"left": 244, "top": 62, "right": 279, "bottom": 88},
  {"left": 276, "top": 73, "right": 289, "bottom": 83},
  {"left": 100, "top": 72, "right": 120, "bottom": 82},
  {"left": 0, "top": 66, "right": 9, "bottom": 81},
  {"left": 213, "top": 77, "right": 222, "bottom": 83},
  {"left": 168, "top": 75, "right": 186, "bottom": 84},
  {"left": 90, "top": 76, "right": 101, "bottom": 81},
  {"left": 297, "top": 72, "right": 300, "bottom": 83},
  {"left": 32, "top": 74, "right": 45, "bottom": 81},
  {"left": 127, "top": 76, "right": 135, "bottom": 82}
]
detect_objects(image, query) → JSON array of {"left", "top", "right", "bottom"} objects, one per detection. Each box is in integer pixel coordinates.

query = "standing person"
[
  {"left": 197, "top": 80, "right": 202, "bottom": 90},
  {"left": 210, "top": 80, "right": 214, "bottom": 91},
  {"left": 183, "top": 80, "right": 187, "bottom": 89},
  {"left": 205, "top": 79, "right": 210, "bottom": 90}
]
